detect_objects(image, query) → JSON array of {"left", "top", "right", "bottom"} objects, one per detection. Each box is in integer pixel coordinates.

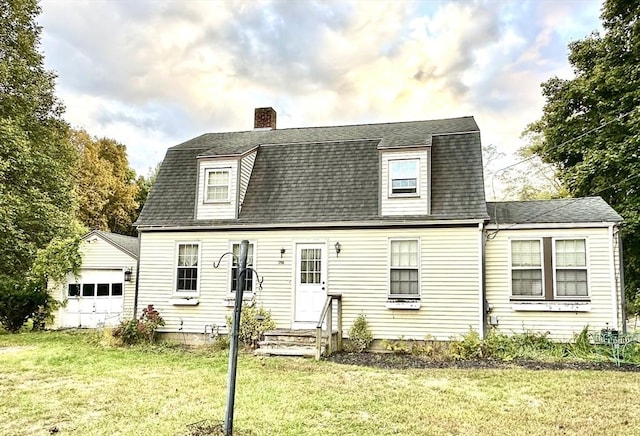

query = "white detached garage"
[{"left": 53, "top": 230, "right": 138, "bottom": 328}]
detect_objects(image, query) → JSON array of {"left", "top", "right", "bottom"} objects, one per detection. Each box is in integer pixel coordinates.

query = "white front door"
[{"left": 294, "top": 243, "right": 327, "bottom": 325}]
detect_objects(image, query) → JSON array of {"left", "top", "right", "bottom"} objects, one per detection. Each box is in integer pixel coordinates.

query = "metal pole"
[{"left": 224, "top": 240, "right": 249, "bottom": 436}]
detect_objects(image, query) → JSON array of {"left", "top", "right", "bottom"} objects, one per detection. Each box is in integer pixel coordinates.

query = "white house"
[
  {"left": 52, "top": 230, "right": 138, "bottom": 328},
  {"left": 131, "top": 108, "right": 623, "bottom": 347}
]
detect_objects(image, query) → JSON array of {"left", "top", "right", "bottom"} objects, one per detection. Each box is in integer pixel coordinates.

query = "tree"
[
  {"left": 525, "top": 0, "right": 640, "bottom": 309},
  {"left": 134, "top": 162, "right": 160, "bottom": 216},
  {"left": 72, "top": 129, "right": 139, "bottom": 235},
  {"left": 0, "top": 0, "right": 79, "bottom": 280},
  {"left": 483, "top": 143, "right": 565, "bottom": 201}
]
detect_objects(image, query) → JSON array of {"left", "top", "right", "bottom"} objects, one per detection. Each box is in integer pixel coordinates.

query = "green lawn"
[{"left": 1, "top": 331, "right": 640, "bottom": 436}]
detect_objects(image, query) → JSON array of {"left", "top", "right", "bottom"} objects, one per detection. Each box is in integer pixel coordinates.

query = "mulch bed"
[{"left": 325, "top": 351, "right": 640, "bottom": 372}]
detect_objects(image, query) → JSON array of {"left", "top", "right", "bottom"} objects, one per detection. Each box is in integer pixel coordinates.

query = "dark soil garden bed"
[{"left": 326, "top": 351, "right": 640, "bottom": 372}]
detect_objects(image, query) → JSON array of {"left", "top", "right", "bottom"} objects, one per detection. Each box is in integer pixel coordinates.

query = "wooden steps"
[{"left": 255, "top": 329, "right": 328, "bottom": 358}]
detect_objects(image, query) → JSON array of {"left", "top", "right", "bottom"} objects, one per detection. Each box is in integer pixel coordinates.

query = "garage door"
[{"left": 62, "top": 269, "right": 124, "bottom": 328}]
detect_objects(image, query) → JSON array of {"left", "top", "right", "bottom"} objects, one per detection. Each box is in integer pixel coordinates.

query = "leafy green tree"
[
  {"left": 0, "top": 0, "right": 79, "bottom": 280},
  {"left": 72, "top": 129, "right": 139, "bottom": 235},
  {"left": 134, "top": 162, "right": 160, "bottom": 216},
  {"left": 525, "top": 0, "right": 640, "bottom": 309}
]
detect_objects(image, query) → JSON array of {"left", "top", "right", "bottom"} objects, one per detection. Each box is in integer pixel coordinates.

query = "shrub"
[
  {"left": 449, "top": 330, "right": 484, "bottom": 360},
  {"left": 0, "top": 277, "right": 58, "bottom": 333},
  {"left": 112, "top": 305, "right": 165, "bottom": 345},
  {"left": 381, "top": 336, "right": 411, "bottom": 355},
  {"left": 226, "top": 304, "right": 276, "bottom": 348},
  {"left": 347, "top": 313, "right": 373, "bottom": 352}
]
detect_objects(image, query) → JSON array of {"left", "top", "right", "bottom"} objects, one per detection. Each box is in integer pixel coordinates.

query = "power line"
[
  {"left": 491, "top": 107, "right": 637, "bottom": 176},
  {"left": 492, "top": 170, "right": 640, "bottom": 234}
]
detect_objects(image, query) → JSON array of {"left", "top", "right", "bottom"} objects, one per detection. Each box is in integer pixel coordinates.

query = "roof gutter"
[
  {"left": 136, "top": 218, "right": 488, "bottom": 232},
  {"left": 485, "top": 221, "right": 622, "bottom": 230}
]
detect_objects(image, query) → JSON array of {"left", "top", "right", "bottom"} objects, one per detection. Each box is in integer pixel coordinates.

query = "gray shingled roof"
[
  {"left": 487, "top": 197, "right": 622, "bottom": 225},
  {"left": 89, "top": 230, "right": 139, "bottom": 258},
  {"left": 136, "top": 116, "right": 489, "bottom": 228}
]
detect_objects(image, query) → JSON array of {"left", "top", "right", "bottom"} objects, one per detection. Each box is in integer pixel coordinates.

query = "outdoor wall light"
[
  {"left": 280, "top": 248, "right": 286, "bottom": 258},
  {"left": 124, "top": 267, "right": 133, "bottom": 282},
  {"left": 334, "top": 242, "right": 341, "bottom": 256}
]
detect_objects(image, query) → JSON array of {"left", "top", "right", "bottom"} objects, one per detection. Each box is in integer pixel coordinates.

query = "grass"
[{"left": 2, "top": 331, "right": 640, "bottom": 435}]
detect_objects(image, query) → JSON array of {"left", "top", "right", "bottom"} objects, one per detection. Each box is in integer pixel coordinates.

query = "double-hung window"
[
  {"left": 554, "top": 239, "right": 588, "bottom": 297},
  {"left": 510, "top": 238, "right": 588, "bottom": 300},
  {"left": 205, "top": 169, "right": 229, "bottom": 202},
  {"left": 389, "top": 159, "right": 419, "bottom": 196},
  {"left": 176, "top": 243, "right": 200, "bottom": 293},
  {"left": 231, "top": 242, "right": 254, "bottom": 293},
  {"left": 389, "top": 239, "right": 419, "bottom": 299},
  {"left": 511, "top": 240, "right": 543, "bottom": 297}
]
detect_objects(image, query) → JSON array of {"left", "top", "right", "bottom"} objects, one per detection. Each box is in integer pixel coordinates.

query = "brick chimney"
[{"left": 254, "top": 107, "right": 277, "bottom": 130}]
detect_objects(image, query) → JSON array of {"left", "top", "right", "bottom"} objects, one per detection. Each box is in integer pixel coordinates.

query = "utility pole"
[{"left": 224, "top": 240, "right": 249, "bottom": 435}]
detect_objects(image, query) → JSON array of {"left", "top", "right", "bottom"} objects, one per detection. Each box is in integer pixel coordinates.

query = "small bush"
[
  {"left": 226, "top": 304, "right": 276, "bottom": 348},
  {"left": 381, "top": 336, "right": 411, "bottom": 355},
  {"left": 112, "top": 305, "right": 165, "bottom": 345},
  {"left": 449, "top": 330, "right": 484, "bottom": 360},
  {"left": 211, "top": 334, "right": 230, "bottom": 351},
  {"left": 0, "top": 277, "right": 58, "bottom": 333},
  {"left": 347, "top": 313, "right": 373, "bottom": 352}
]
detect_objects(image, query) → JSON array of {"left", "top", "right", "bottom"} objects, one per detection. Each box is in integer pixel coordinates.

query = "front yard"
[{"left": 2, "top": 331, "right": 640, "bottom": 435}]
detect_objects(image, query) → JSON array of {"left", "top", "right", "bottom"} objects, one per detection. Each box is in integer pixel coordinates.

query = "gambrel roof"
[{"left": 136, "top": 116, "right": 488, "bottom": 229}]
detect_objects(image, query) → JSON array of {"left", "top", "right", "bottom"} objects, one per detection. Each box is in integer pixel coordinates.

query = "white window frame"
[
  {"left": 388, "top": 159, "right": 419, "bottom": 197},
  {"left": 509, "top": 238, "right": 544, "bottom": 300},
  {"left": 174, "top": 242, "right": 201, "bottom": 296},
  {"left": 388, "top": 238, "right": 420, "bottom": 300},
  {"left": 204, "top": 168, "right": 230, "bottom": 203},
  {"left": 228, "top": 241, "right": 256, "bottom": 296},
  {"left": 552, "top": 238, "right": 589, "bottom": 299}
]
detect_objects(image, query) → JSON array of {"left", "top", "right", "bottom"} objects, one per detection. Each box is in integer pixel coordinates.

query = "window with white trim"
[
  {"left": 231, "top": 242, "right": 254, "bottom": 293},
  {"left": 205, "top": 169, "right": 229, "bottom": 202},
  {"left": 511, "top": 240, "right": 543, "bottom": 297},
  {"left": 389, "top": 159, "right": 418, "bottom": 196},
  {"left": 176, "top": 243, "right": 200, "bottom": 293},
  {"left": 554, "top": 239, "right": 588, "bottom": 297},
  {"left": 510, "top": 238, "right": 588, "bottom": 300},
  {"left": 389, "top": 239, "right": 419, "bottom": 298}
]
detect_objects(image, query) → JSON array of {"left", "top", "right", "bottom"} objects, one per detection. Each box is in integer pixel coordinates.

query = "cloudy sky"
[{"left": 38, "top": 0, "right": 603, "bottom": 196}]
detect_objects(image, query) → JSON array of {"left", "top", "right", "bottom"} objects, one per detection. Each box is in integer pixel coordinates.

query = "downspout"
[
  {"left": 608, "top": 224, "right": 618, "bottom": 331},
  {"left": 478, "top": 221, "right": 486, "bottom": 338},
  {"left": 616, "top": 225, "right": 626, "bottom": 333},
  {"left": 132, "top": 232, "right": 141, "bottom": 318}
]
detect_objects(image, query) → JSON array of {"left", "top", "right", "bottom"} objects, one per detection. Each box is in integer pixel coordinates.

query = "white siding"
[
  {"left": 196, "top": 159, "right": 238, "bottom": 220},
  {"left": 238, "top": 150, "right": 257, "bottom": 210},
  {"left": 485, "top": 227, "right": 619, "bottom": 340},
  {"left": 137, "top": 226, "right": 481, "bottom": 341},
  {"left": 380, "top": 149, "right": 430, "bottom": 216},
  {"left": 51, "top": 236, "right": 137, "bottom": 327}
]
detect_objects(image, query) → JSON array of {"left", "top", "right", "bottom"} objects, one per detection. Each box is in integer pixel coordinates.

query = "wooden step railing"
[{"left": 315, "top": 293, "right": 342, "bottom": 360}]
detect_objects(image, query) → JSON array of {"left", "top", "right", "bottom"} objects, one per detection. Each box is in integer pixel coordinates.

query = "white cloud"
[{"left": 38, "top": 0, "right": 604, "bottom": 178}]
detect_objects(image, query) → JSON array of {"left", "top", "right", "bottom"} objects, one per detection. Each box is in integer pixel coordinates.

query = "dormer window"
[
  {"left": 205, "top": 169, "right": 230, "bottom": 202},
  {"left": 389, "top": 159, "right": 419, "bottom": 196}
]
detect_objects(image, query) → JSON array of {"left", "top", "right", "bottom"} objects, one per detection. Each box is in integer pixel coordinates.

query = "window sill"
[
  {"left": 388, "top": 194, "right": 420, "bottom": 199},
  {"left": 511, "top": 302, "right": 591, "bottom": 312},
  {"left": 386, "top": 300, "right": 421, "bottom": 310},
  {"left": 169, "top": 297, "right": 199, "bottom": 306}
]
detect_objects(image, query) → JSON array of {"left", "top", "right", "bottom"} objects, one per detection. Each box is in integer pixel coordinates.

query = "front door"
[{"left": 294, "top": 243, "right": 327, "bottom": 325}]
